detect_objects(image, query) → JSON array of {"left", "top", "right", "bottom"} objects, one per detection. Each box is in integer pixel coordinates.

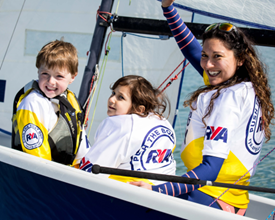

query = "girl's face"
[
  {"left": 107, "top": 85, "right": 132, "bottom": 116},
  {"left": 200, "top": 38, "right": 240, "bottom": 86}
]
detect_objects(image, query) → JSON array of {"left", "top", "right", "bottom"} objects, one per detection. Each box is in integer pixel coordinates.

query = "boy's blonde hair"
[{"left": 36, "top": 40, "right": 78, "bottom": 76}]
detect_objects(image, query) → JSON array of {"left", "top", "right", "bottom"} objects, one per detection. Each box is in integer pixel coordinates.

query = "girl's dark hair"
[
  {"left": 184, "top": 25, "right": 274, "bottom": 142},
  {"left": 111, "top": 75, "right": 170, "bottom": 118}
]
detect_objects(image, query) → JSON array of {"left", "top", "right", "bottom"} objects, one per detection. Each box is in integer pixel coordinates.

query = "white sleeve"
[
  {"left": 202, "top": 89, "right": 244, "bottom": 159},
  {"left": 83, "top": 115, "right": 133, "bottom": 167}
]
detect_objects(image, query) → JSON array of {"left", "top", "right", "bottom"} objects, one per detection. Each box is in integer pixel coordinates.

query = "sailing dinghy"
[{"left": 1, "top": 0, "right": 275, "bottom": 219}]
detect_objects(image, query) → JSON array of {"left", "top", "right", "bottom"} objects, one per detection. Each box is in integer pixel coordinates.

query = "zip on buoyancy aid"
[{"left": 12, "top": 80, "right": 85, "bottom": 165}]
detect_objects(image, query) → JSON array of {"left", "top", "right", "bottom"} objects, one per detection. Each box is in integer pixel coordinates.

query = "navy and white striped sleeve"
[
  {"left": 152, "top": 156, "right": 224, "bottom": 196},
  {"left": 162, "top": 5, "right": 203, "bottom": 76}
]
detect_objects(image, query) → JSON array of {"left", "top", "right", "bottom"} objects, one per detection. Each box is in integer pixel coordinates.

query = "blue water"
[{"left": 173, "top": 13, "right": 275, "bottom": 200}]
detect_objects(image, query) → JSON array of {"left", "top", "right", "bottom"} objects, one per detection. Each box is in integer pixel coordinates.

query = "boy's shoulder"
[
  {"left": 16, "top": 80, "right": 47, "bottom": 103},
  {"left": 23, "top": 89, "right": 46, "bottom": 101},
  {"left": 18, "top": 89, "right": 52, "bottom": 112}
]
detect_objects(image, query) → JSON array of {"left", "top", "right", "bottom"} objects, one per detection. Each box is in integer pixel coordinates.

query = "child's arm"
[{"left": 16, "top": 92, "right": 54, "bottom": 161}]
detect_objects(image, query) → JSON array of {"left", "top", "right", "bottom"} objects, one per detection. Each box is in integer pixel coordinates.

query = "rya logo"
[
  {"left": 130, "top": 125, "right": 175, "bottom": 170},
  {"left": 22, "top": 124, "right": 43, "bottom": 150},
  {"left": 26, "top": 132, "right": 38, "bottom": 141},
  {"left": 146, "top": 149, "right": 172, "bottom": 164},
  {"left": 245, "top": 96, "right": 264, "bottom": 155},
  {"left": 79, "top": 157, "right": 93, "bottom": 172},
  {"left": 205, "top": 126, "right": 228, "bottom": 143}
]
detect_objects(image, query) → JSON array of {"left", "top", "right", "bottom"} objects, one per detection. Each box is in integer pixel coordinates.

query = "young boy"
[{"left": 12, "top": 40, "right": 90, "bottom": 166}]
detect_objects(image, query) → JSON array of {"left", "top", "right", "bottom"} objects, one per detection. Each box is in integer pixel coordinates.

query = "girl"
[{"left": 80, "top": 75, "right": 176, "bottom": 184}]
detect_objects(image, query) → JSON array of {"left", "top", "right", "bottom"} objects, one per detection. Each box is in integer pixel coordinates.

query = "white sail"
[
  {"left": 0, "top": 0, "right": 194, "bottom": 146},
  {"left": 174, "top": 0, "right": 275, "bottom": 29}
]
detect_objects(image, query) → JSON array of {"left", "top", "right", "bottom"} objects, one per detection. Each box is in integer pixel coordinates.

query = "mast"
[{"left": 78, "top": 0, "right": 114, "bottom": 108}]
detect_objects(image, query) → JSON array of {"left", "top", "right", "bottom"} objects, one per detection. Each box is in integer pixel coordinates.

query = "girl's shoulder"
[
  {"left": 132, "top": 112, "right": 167, "bottom": 121},
  {"left": 104, "top": 114, "right": 133, "bottom": 123},
  {"left": 95, "top": 115, "right": 133, "bottom": 139},
  {"left": 99, "top": 115, "right": 133, "bottom": 130},
  {"left": 132, "top": 113, "right": 174, "bottom": 130}
]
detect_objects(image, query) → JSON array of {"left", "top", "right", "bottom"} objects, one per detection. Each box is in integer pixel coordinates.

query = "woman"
[{"left": 130, "top": 0, "right": 274, "bottom": 215}]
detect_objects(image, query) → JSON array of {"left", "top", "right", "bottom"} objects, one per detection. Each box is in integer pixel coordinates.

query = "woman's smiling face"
[{"left": 200, "top": 38, "right": 239, "bottom": 86}]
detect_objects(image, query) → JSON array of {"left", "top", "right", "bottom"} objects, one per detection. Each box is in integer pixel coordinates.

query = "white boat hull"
[{"left": 0, "top": 145, "right": 274, "bottom": 220}]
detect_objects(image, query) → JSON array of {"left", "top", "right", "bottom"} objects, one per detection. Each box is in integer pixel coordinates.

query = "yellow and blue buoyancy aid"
[{"left": 12, "top": 80, "right": 85, "bottom": 165}]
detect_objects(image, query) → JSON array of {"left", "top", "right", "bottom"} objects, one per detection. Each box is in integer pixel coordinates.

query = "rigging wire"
[
  {"left": 83, "top": 71, "right": 96, "bottom": 110},
  {"left": 122, "top": 32, "right": 164, "bottom": 40},
  {"left": 159, "top": 61, "right": 190, "bottom": 94},
  {"left": 158, "top": 60, "right": 185, "bottom": 89},
  {"left": 83, "top": 5, "right": 116, "bottom": 125},
  {"left": 97, "top": 10, "right": 112, "bottom": 22},
  {"left": 115, "top": 0, "right": 121, "bottom": 14},
  {"left": 83, "top": 65, "right": 99, "bottom": 128},
  {"left": 85, "top": 2, "right": 120, "bottom": 137},
  {"left": 87, "top": 28, "right": 115, "bottom": 138},
  {"left": 0, "top": 0, "right": 26, "bottom": 72},
  {"left": 157, "top": 59, "right": 190, "bottom": 141}
]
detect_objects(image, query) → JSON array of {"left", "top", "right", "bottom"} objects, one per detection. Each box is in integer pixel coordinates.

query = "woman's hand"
[
  {"left": 129, "top": 181, "right": 152, "bottom": 190},
  {"left": 162, "top": 0, "right": 175, "bottom": 8}
]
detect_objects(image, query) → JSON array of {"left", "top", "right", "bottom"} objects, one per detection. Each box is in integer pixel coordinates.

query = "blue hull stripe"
[{"left": 0, "top": 161, "right": 185, "bottom": 220}]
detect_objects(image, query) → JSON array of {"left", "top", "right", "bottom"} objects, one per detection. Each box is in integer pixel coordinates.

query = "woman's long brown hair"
[{"left": 184, "top": 26, "right": 274, "bottom": 142}]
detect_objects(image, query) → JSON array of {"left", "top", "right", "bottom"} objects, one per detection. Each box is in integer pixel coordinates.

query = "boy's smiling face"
[{"left": 38, "top": 64, "right": 77, "bottom": 98}]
